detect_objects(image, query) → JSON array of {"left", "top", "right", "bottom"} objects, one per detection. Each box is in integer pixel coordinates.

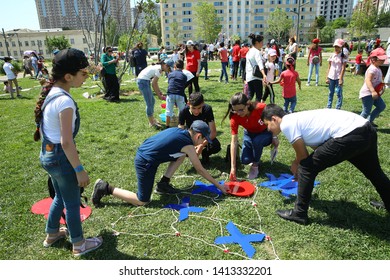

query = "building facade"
[
  {"left": 0, "top": 28, "right": 96, "bottom": 59},
  {"left": 35, "top": 0, "right": 132, "bottom": 32},
  {"left": 159, "top": 0, "right": 356, "bottom": 47},
  {"left": 317, "top": 0, "right": 354, "bottom": 21}
]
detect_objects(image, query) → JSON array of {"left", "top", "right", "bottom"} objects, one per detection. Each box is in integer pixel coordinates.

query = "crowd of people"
[{"left": 20, "top": 32, "right": 390, "bottom": 256}]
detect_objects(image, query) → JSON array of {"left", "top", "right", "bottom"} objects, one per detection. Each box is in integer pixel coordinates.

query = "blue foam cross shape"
[
  {"left": 192, "top": 180, "right": 224, "bottom": 195},
  {"left": 259, "top": 173, "right": 319, "bottom": 197},
  {"left": 164, "top": 197, "right": 206, "bottom": 221},
  {"left": 215, "top": 221, "right": 265, "bottom": 258}
]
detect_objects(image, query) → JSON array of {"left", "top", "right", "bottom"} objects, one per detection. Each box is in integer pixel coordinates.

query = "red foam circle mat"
[
  {"left": 225, "top": 181, "right": 256, "bottom": 197},
  {"left": 31, "top": 197, "right": 92, "bottom": 224}
]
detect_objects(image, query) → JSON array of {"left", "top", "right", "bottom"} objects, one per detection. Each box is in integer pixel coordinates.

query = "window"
[
  {"left": 25, "top": 41, "right": 29, "bottom": 46},
  {"left": 173, "top": 11, "right": 176, "bottom": 15},
  {"left": 183, "top": 26, "right": 192, "bottom": 30},
  {"left": 214, "top": 1, "right": 223, "bottom": 5},
  {"left": 254, "top": 16, "right": 264, "bottom": 20},
  {"left": 13, "top": 51, "right": 18, "bottom": 56},
  {"left": 12, "top": 41, "right": 16, "bottom": 47},
  {"left": 166, "top": 34, "right": 170, "bottom": 38},
  {"left": 165, "top": 12, "right": 169, "bottom": 16},
  {"left": 182, "top": 18, "right": 192, "bottom": 22},
  {"left": 182, "top": 3, "right": 191, "bottom": 7},
  {"left": 165, "top": 27, "right": 169, "bottom": 31},
  {"left": 254, "top": 24, "right": 263, "bottom": 28},
  {"left": 165, "top": 19, "right": 169, "bottom": 23},
  {"left": 183, "top": 11, "right": 191, "bottom": 15},
  {"left": 0, "top": 42, "right": 2, "bottom": 47},
  {"left": 0, "top": 51, "right": 4, "bottom": 56},
  {"left": 70, "top": 38, "right": 75, "bottom": 44},
  {"left": 31, "top": 41, "right": 36, "bottom": 46},
  {"left": 254, "top": 8, "right": 264, "bottom": 13},
  {"left": 164, "top": 4, "right": 168, "bottom": 8},
  {"left": 216, "top": 9, "right": 223, "bottom": 14},
  {"left": 173, "top": 4, "right": 176, "bottom": 8}
]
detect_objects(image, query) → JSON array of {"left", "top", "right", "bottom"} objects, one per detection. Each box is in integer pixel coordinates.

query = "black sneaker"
[
  {"left": 276, "top": 209, "right": 308, "bottom": 225},
  {"left": 92, "top": 179, "right": 109, "bottom": 206},
  {"left": 155, "top": 181, "right": 181, "bottom": 195}
]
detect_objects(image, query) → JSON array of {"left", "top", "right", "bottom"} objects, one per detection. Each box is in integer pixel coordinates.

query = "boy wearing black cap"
[
  {"left": 92, "top": 120, "right": 229, "bottom": 207},
  {"left": 178, "top": 92, "right": 221, "bottom": 164}
]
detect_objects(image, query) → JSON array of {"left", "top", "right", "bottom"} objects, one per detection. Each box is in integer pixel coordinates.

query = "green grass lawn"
[{"left": 1, "top": 57, "right": 390, "bottom": 260}]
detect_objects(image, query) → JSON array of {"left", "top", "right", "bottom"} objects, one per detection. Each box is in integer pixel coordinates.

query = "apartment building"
[
  {"left": 0, "top": 28, "right": 96, "bottom": 60},
  {"left": 160, "top": 0, "right": 330, "bottom": 46},
  {"left": 35, "top": 0, "right": 132, "bottom": 32},
  {"left": 317, "top": 0, "right": 354, "bottom": 21}
]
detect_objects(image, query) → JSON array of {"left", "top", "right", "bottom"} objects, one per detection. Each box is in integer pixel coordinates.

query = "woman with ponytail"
[
  {"left": 245, "top": 33, "right": 267, "bottom": 101},
  {"left": 34, "top": 48, "right": 102, "bottom": 256}
]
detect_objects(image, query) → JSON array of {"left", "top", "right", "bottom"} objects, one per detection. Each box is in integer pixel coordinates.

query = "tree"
[
  {"left": 320, "top": 23, "right": 335, "bottom": 43},
  {"left": 332, "top": 18, "right": 348, "bottom": 29},
  {"left": 194, "top": 2, "right": 222, "bottom": 43},
  {"left": 106, "top": 16, "right": 120, "bottom": 47},
  {"left": 348, "top": 2, "right": 378, "bottom": 44},
  {"left": 267, "top": 8, "right": 293, "bottom": 43},
  {"left": 169, "top": 21, "right": 181, "bottom": 47},
  {"left": 376, "top": 12, "right": 390, "bottom": 27},
  {"left": 46, "top": 35, "right": 71, "bottom": 52},
  {"left": 315, "top": 16, "right": 326, "bottom": 29}
]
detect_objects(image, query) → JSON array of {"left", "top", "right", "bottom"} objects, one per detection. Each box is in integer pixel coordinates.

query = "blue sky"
[{"left": 0, "top": 0, "right": 358, "bottom": 32}]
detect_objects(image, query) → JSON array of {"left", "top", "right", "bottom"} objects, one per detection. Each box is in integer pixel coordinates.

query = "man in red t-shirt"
[
  {"left": 218, "top": 42, "right": 229, "bottom": 83},
  {"left": 239, "top": 44, "right": 249, "bottom": 81},
  {"left": 231, "top": 40, "right": 241, "bottom": 80}
]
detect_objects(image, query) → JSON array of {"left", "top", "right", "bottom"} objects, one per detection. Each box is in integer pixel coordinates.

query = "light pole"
[
  {"left": 2, "top": 28, "right": 11, "bottom": 57},
  {"left": 290, "top": 0, "right": 310, "bottom": 43}
]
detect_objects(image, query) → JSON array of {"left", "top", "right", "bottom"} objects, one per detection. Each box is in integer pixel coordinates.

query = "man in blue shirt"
[{"left": 92, "top": 121, "right": 228, "bottom": 206}]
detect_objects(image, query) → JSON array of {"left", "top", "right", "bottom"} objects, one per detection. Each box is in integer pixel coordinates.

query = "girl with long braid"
[{"left": 34, "top": 48, "right": 102, "bottom": 256}]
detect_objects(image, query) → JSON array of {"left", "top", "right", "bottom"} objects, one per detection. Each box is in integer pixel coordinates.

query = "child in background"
[
  {"left": 270, "top": 57, "right": 301, "bottom": 113},
  {"left": 165, "top": 60, "right": 187, "bottom": 128},
  {"left": 262, "top": 49, "right": 277, "bottom": 104},
  {"left": 359, "top": 48, "right": 388, "bottom": 127},
  {"left": 326, "top": 38, "right": 347, "bottom": 109},
  {"left": 355, "top": 49, "right": 365, "bottom": 75}
]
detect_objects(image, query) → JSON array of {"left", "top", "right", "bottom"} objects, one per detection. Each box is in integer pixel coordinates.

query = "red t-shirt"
[
  {"left": 186, "top": 50, "right": 200, "bottom": 73},
  {"left": 280, "top": 69, "right": 299, "bottom": 98},
  {"left": 232, "top": 45, "right": 241, "bottom": 62},
  {"left": 219, "top": 48, "right": 228, "bottom": 62},
  {"left": 355, "top": 54, "right": 363, "bottom": 64},
  {"left": 239, "top": 47, "right": 249, "bottom": 59},
  {"left": 230, "top": 103, "right": 267, "bottom": 135}
]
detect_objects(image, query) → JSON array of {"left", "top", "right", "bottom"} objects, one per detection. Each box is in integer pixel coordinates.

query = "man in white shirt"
[
  {"left": 208, "top": 43, "right": 215, "bottom": 61},
  {"left": 2, "top": 57, "right": 20, "bottom": 98},
  {"left": 261, "top": 104, "right": 390, "bottom": 225}
]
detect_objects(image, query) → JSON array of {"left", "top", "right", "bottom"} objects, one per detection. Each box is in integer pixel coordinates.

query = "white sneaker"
[
  {"left": 315, "top": 83, "right": 318, "bottom": 86},
  {"left": 306, "top": 83, "right": 310, "bottom": 86},
  {"left": 247, "top": 165, "right": 259, "bottom": 180}
]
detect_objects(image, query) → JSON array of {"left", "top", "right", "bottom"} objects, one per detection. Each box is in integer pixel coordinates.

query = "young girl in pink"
[
  {"left": 326, "top": 38, "right": 347, "bottom": 109},
  {"left": 270, "top": 57, "right": 301, "bottom": 113}
]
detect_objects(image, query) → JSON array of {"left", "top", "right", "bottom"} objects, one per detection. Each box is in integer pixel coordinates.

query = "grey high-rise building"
[{"left": 35, "top": 0, "right": 132, "bottom": 32}]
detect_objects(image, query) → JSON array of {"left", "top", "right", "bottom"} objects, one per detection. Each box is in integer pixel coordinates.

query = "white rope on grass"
[{"left": 110, "top": 185, "right": 280, "bottom": 260}]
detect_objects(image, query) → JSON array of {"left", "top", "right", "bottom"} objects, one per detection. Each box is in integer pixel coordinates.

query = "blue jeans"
[
  {"left": 135, "top": 153, "right": 159, "bottom": 202},
  {"left": 283, "top": 96, "right": 297, "bottom": 113},
  {"left": 137, "top": 79, "right": 155, "bottom": 117},
  {"left": 40, "top": 140, "right": 83, "bottom": 244},
  {"left": 327, "top": 79, "right": 343, "bottom": 109},
  {"left": 199, "top": 62, "right": 208, "bottom": 79},
  {"left": 220, "top": 62, "right": 228, "bottom": 82},
  {"left": 241, "top": 130, "right": 272, "bottom": 165},
  {"left": 166, "top": 94, "right": 186, "bottom": 117},
  {"left": 360, "top": 95, "right": 386, "bottom": 123},
  {"left": 307, "top": 63, "right": 320, "bottom": 85}
]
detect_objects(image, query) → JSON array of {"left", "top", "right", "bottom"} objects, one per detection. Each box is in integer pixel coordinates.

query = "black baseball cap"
[{"left": 52, "top": 48, "right": 89, "bottom": 73}]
